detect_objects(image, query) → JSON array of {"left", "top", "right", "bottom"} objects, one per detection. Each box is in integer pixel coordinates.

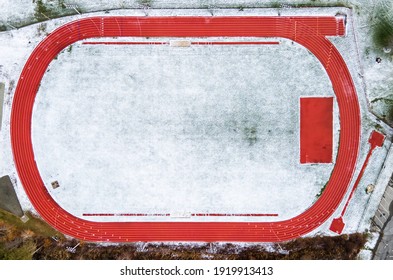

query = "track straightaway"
[{"left": 11, "top": 16, "right": 360, "bottom": 242}]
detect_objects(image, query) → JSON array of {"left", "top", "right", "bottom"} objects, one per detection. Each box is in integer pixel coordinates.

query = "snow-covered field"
[
  {"left": 0, "top": 3, "right": 392, "bottom": 243},
  {"left": 32, "top": 37, "right": 338, "bottom": 222}
]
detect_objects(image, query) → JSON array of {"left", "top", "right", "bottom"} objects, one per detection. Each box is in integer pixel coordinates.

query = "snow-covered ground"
[
  {"left": 0, "top": 2, "right": 392, "bottom": 245},
  {"left": 32, "top": 36, "right": 338, "bottom": 222},
  {"left": 0, "top": 0, "right": 365, "bottom": 27}
]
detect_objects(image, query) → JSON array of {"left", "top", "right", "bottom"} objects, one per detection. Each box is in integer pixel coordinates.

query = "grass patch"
[
  {"left": 244, "top": 126, "right": 258, "bottom": 145},
  {"left": 371, "top": 4, "right": 393, "bottom": 52},
  {"left": 34, "top": 0, "right": 69, "bottom": 22},
  {"left": 371, "top": 97, "right": 393, "bottom": 125},
  {"left": 0, "top": 209, "right": 62, "bottom": 239},
  {"left": 271, "top": 2, "right": 281, "bottom": 8},
  {"left": 0, "top": 209, "right": 63, "bottom": 260},
  {"left": 316, "top": 182, "right": 328, "bottom": 199},
  {"left": 384, "top": 101, "right": 393, "bottom": 125},
  {"left": 316, "top": 168, "right": 336, "bottom": 199},
  {"left": 0, "top": 240, "right": 36, "bottom": 260},
  {"left": 269, "top": 1, "right": 349, "bottom": 9},
  {"left": 34, "top": 0, "right": 50, "bottom": 22},
  {"left": 294, "top": 1, "right": 348, "bottom": 8},
  {"left": 373, "top": 17, "right": 393, "bottom": 50},
  {"left": 36, "top": 22, "right": 47, "bottom": 36},
  {"left": 137, "top": 0, "right": 153, "bottom": 8}
]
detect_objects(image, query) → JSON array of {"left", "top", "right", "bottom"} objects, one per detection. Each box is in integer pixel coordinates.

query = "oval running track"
[{"left": 11, "top": 16, "right": 360, "bottom": 242}]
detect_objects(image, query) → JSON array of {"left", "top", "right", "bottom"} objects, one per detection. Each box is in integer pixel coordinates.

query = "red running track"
[{"left": 11, "top": 16, "right": 360, "bottom": 242}]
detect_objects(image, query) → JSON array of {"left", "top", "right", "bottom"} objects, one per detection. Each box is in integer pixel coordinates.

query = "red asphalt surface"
[
  {"left": 300, "top": 97, "right": 333, "bottom": 164},
  {"left": 11, "top": 16, "right": 361, "bottom": 242}
]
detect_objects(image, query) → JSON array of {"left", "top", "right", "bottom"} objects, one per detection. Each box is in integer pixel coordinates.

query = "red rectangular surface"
[{"left": 300, "top": 97, "right": 333, "bottom": 164}]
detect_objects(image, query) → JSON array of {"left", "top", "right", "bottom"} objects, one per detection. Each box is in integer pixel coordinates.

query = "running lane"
[{"left": 11, "top": 16, "right": 360, "bottom": 242}]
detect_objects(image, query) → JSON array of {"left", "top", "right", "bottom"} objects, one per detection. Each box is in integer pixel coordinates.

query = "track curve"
[{"left": 11, "top": 16, "right": 360, "bottom": 242}]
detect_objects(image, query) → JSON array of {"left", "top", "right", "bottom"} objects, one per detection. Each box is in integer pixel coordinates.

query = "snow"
[
  {"left": 0, "top": 0, "right": 34, "bottom": 27},
  {"left": 0, "top": 1, "right": 392, "bottom": 245},
  {"left": 0, "top": 24, "right": 45, "bottom": 213},
  {"left": 357, "top": 249, "right": 373, "bottom": 260},
  {"left": 358, "top": 232, "right": 380, "bottom": 259},
  {"left": 0, "top": 0, "right": 356, "bottom": 26}
]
